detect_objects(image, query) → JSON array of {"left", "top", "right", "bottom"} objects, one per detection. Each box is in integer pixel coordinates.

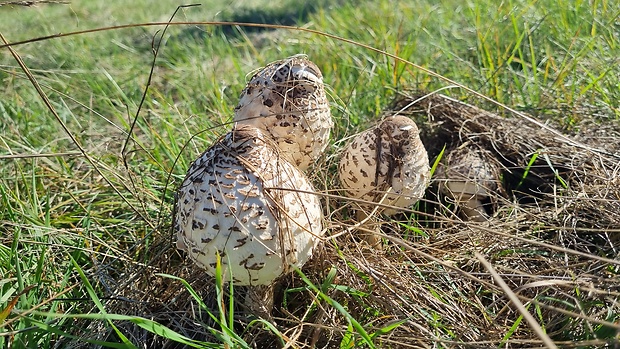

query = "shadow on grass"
[{"left": 171, "top": 0, "right": 346, "bottom": 43}]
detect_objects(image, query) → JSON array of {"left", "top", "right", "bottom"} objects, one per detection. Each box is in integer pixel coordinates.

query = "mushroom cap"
[
  {"left": 338, "top": 115, "right": 431, "bottom": 216},
  {"left": 173, "top": 125, "right": 323, "bottom": 286},
  {"left": 437, "top": 145, "right": 500, "bottom": 202},
  {"left": 233, "top": 55, "right": 333, "bottom": 170}
]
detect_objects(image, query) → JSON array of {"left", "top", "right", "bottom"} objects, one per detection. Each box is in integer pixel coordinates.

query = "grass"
[{"left": 1, "top": 0, "right": 619, "bottom": 348}]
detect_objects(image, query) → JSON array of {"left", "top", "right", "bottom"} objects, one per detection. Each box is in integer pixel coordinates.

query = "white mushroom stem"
[
  {"left": 459, "top": 197, "right": 488, "bottom": 222},
  {"left": 354, "top": 209, "right": 382, "bottom": 248},
  {"left": 353, "top": 189, "right": 396, "bottom": 248},
  {"left": 445, "top": 182, "right": 489, "bottom": 222},
  {"left": 244, "top": 284, "right": 276, "bottom": 320}
]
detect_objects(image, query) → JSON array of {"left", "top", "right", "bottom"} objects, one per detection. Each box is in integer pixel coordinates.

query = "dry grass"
[{"left": 0, "top": 1, "right": 68, "bottom": 6}]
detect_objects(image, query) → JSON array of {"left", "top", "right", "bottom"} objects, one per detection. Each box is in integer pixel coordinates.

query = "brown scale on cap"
[{"left": 234, "top": 55, "right": 333, "bottom": 170}]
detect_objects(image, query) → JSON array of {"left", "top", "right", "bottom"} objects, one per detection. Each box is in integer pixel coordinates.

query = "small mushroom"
[
  {"left": 233, "top": 54, "right": 333, "bottom": 170},
  {"left": 173, "top": 125, "right": 323, "bottom": 318},
  {"left": 338, "top": 115, "right": 431, "bottom": 245},
  {"left": 436, "top": 144, "right": 501, "bottom": 222}
]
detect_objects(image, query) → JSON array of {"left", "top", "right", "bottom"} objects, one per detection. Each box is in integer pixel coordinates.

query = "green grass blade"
[
  {"left": 29, "top": 319, "right": 129, "bottom": 348},
  {"left": 340, "top": 322, "right": 355, "bottom": 349},
  {"left": 516, "top": 151, "right": 539, "bottom": 190},
  {"left": 295, "top": 267, "right": 377, "bottom": 349},
  {"left": 542, "top": 153, "right": 568, "bottom": 189},
  {"left": 29, "top": 311, "right": 219, "bottom": 348},
  {"left": 70, "top": 256, "right": 138, "bottom": 349},
  {"left": 370, "top": 318, "right": 408, "bottom": 340},
  {"left": 156, "top": 272, "right": 246, "bottom": 346},
  {"left": 430, "top": 145, "right": 446, "bottom": 177}
]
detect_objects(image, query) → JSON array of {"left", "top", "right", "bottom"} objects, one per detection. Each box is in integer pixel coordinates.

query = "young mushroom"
[
  {"left": 173, "top": 125, "right": 323, "bottom": 318},
  {"left": 436, "top": 144, "right": 502, "bottom": 222},
  {"left": 234, "top": 54, "right": 333, "bottom": 171},
  {"left": 338, "top": 115, "right": 431, "bottom": 246}
]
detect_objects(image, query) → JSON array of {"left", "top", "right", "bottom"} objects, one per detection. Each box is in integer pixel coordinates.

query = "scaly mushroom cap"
[
  {"left": 436, "top": 145, "right": 502, "bottom": 222},
  {"left": 437, "top": 145, "right": 500, "bottom": 202},
  {"left": 173, "top": 125, "right": 323, "bottom": 285},
  {"left": 233, "top": 55, "right": 333, "bottom": 170},
  {"left": 338, "top": 115, "right": 431, "bottom": 216}
]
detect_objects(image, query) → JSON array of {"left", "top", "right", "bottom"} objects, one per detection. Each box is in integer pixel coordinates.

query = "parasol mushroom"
[
  {"left": 233, "top": 54, "right": 333, "bottom": 170},
  {"left": 338, "top": 115, "right": 431, "bottom": 245},
  {"left": 173, "top": 125, "right": 323, "bottom": 318},
  {"left": 436, "top": 144, "right": 502, "bottom": 222}
]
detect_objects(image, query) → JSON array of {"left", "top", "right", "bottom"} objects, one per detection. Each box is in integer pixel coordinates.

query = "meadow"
[{"left": 1, "top": 0, "right": 619, "bottom": 348}]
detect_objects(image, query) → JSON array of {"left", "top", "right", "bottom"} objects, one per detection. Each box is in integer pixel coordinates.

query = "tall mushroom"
[
  {"left": 233, "top": 55, "right": 333, "bottom": 170},
  {"left": 436, "top": 144, "right": 502, "bottom": 222},
  {"left": 338, "top": 115, "right": 431, "bottom": 245},
  {"left": 173, "top": 125, "right": 323, "bottom": 318}
]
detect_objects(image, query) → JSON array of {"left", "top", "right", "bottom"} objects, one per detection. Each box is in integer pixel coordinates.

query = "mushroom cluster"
[
  {"left": 174, "top": 55, "right": 503, "bottom": 320},
  {"left": 174, "top": 55, "right": 331, "bottom": 319}
]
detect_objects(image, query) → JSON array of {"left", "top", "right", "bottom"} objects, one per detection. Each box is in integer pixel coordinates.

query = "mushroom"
[
  {"left": 173, "top": 125, "right": 323, "bottom": 318},
  {"left": 233, "top": 54, "right": 333, "bottom": 171},
  {"left": 338, "top": 115, "right": 431, "bottom": 245},
  {"left": 436, "top": 144, "right": 501, "bottom": 222}
]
